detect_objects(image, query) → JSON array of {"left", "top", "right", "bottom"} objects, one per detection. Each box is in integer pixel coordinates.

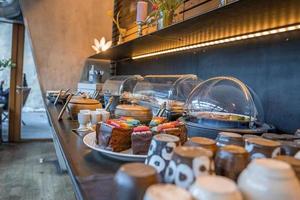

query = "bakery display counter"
[{"left": 45, "top": 101, "right": 124, "bottom": 200}]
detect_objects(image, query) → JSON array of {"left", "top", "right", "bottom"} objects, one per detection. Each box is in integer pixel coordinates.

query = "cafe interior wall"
[
  {"left": 116, "top": 31, "right": 300, "bottom": 134},
  {"left": 19, "top": 0, "right": 113, "bottom": 93}
]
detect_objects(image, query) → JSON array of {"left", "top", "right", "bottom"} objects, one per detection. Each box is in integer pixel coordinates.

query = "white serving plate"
[{"left": 83, "top": 132, "right": 147, "bottom": 162}]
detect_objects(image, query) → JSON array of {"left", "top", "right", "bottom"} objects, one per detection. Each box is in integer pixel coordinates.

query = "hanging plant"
[{"left": 0, "top": 58, "right": 15, "bottom": 71}]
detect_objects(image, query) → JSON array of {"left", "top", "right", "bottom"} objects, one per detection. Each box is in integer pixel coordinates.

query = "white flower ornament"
[{"left": 91, "top": 37, "right": 112, "bottom": 53}]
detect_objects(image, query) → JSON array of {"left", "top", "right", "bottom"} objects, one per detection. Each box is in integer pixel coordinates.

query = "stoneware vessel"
[
  {"left": 184, "top": 137, "right": 217, "bottom": 156},
  {"left": 143, "top": 184, "right": 193, "bottom": 200},
  {"left": 145, "top": 134, "right": 180, "bottom": 180},
  {"left": 216, "top": 132, "right": 244, "bottom": 147},
  {"left": 215, "top": 145, "right": 249, "bottom": 181},
  {"left": 238, "top": 158, "right": 300, "bottom": 200},
  {"left": 275, "top": 155, "right": 300, "bottom": 180},
  {"left": 114, "top": 163, "right": 159, "bottom": 200},
  {"left": 280, "top": 141, "right": 300, "bottom": 157},
  {"left": 189, "top": 175, "right": 243, "bottom": 200},
  {"left": 90, "top": 111, "right": 102, "bottom": 125},
  {"left": 164, "top": 146, "right": 213, "bottom": 189},
  {"left": 244, "top": 137, "right": 281, "bottom": 160}
]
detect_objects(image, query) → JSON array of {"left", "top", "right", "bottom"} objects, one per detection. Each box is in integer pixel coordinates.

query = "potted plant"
[
  {"left": 0, "top": 58, "right": 15, "bottom": 71},
  {"left": 147, "top": 0, "right": 184, "bottom": 29}
]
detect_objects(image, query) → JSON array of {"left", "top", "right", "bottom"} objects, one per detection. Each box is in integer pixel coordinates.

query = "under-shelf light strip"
[{"left": 132, "top": 24, "right": 300, "bottom": 60}]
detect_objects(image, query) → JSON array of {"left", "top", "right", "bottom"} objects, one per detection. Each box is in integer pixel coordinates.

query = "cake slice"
[
  {"left": 131, "top": 126, "right": 153, "bottom": 155},
  {"left": 96, "top": 122, "right": 132, "bottom": 152}
]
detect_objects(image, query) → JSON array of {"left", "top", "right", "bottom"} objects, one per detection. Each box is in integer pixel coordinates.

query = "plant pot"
[{"left": 157, "top": 10, "right": 174, "bottom": 30}]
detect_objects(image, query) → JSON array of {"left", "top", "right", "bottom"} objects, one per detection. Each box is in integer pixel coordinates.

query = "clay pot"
[
  {"left": 115, "top": 104, "right": 153, "bottom": 123},
  {"left": 238, "top": 158, "right": 300, "bottom": 200},
  {"left": 184, "top": 137, "right": 217, "bottom": 156},
  {"left": 244, "top": 137, "right": 281, "bottom": 160},
  {"left": 242, "top": 134, "right": 261, "bottom": 141},
  {"left": 143, "top": 184, "right": 193, "bottom": 200},
  {"left": 189, "top": 175, "right": 243, "bottom": 200},
  {"left": 216, "top": 132, "right": 244, "bottom": 147},
  {"left": 68, "top": 96, "right": 102, "bottom": 119},
  {"left": 145, "top": 134, "right": 180, "bottom": 180},
  {"left": 280, "top": 141, "right": 300, "bottom": 157},
  {"left": 275, "top": 155, "right": 300, "bottom": 180},
  {"left": 164, "top": 146, "right": 213, "bottom": 189},
  {"left": 215, "top": 145, "right": 249, "bottom": 181},
  {"left": 114, "top": 163, "right": 159, "bottom": 200}
]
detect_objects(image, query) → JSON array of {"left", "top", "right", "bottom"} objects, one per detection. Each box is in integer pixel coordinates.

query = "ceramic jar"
[
  {"left": 184, "top": 137, "right": 217, "bottom": 156},
  {"left": 143, "top": 184, "right": 193, "bottom": 200},
  {"left": 68, "top": 96, "right": 102, "bottom": 119},
  {"left": 280, "top": 141, "right": 300, "bottom": 157},
  {"left": 164, "top": 146, "right": 213, "bottom": 189},
  {"left": 238, "top": 158, "right": 300, "bottom": 200},
  {"left": 145, "top": 134, "right": 180, "bottom": 180},
  {"left": 216, "top": 132, "right": 244, "bottom": 147},
  {"left": 244, "top": 137, "right": 281, "bottom": 160},
  {"left": 275, "top": 155, "right": 300, "bottom": 180},
  {"left": 189, "top": 175, "right": 243, "bottom": 200},
  {"left": 114, "top": 163, "right": 159, "bottom": 200},
  {"left": 215, "top": 145, "right": 249, "bottom": 181}
]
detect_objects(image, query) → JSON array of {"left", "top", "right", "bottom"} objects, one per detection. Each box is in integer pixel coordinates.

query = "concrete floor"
[
  {"left": 2, "top": 111, "right": 52, "bottom": 141},
  {"left": 0, "top": 142, "right": 75, "bottom": 200}
]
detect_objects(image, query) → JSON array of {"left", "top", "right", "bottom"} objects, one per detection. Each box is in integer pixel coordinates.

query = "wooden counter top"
[{"left": 46, "top": 102, "right": 126, "bottom": 200}]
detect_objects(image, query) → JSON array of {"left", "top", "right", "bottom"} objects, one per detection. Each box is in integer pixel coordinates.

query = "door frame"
[{"left": 8, "top": 23, "right": 25, "bottom": 142}]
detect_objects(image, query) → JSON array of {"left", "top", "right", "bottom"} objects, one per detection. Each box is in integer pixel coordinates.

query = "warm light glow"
[{"left": 132, "top": 24, "right": 300, "bottom": 60}]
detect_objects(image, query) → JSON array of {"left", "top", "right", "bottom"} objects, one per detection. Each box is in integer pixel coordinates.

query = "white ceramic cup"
[
  {"left": 77, "top": 112, "right": 91, "bottom": 130},
  {"left": 90, "top": 111, "right": 102, "bottom": 125},
  {"left": 238, "top": 158, "right": 300, "bottom": 200},
  {"left": 100, "top": 110, "right": 110, "bottom": 122},
  {"left": 189, "top": 175, "right": 243, "bottom": 200},
  {"left": 80, "top": 109, "right": 91, "bottom": 114}
]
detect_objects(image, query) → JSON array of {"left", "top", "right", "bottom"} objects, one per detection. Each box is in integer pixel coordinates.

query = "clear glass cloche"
[
  {"left": 133, "top": 74, "right": 200, "bottom": 112},
  {"left": 185, "top": 76, "right": 264, "bottom": 126},
  {"left": 102, "top": 75, "right": 143, "bottom": 96}
]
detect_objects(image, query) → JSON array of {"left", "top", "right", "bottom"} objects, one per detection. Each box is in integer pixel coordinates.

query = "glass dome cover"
[
  {"left": 185, "top": 76, "right": 264, "bottom": 125},
  {"left": 102, "top": 75, "right": 143, "bottom": 96},
  {"left": 133, "top": 74, "right": 200, "bottom": 110}
]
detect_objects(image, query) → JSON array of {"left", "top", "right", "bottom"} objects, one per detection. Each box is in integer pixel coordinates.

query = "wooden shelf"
[
  {"left": 89, "top": 0, "right": 240, "bottom": 61},
  {"left": 89, "top": 0, "right": 299, "bottom": 61}
]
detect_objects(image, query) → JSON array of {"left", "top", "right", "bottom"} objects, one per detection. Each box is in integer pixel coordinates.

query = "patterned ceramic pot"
[
  {"left": 184, "top": 137, "right": 217, "bottom": 156},
  {"left": 189, "top": 175, "right": 243, "bottom": 200},
  {"left": 238, "top": 158, "right": 300, "bottom": 200},
  {"left": 215, "top": 145, "right": 249, "bottom": 181},
  {"left": 145, "top": 134, "right": 180, "bottom": 181},
  {"left": 216, "top": 132, "right": 244, "bottom": 147},
  {"left": 244, "top": 137, "right": 281, "bottom": 160},
  {"left": 114, "top": 163, "right": 159, "bottom": 200},
  {"left": 164, "top": 146, "right": 213, "bottom": 189},
  {"left": 143, "top": 184, "right": 193, "bottom": 200}
]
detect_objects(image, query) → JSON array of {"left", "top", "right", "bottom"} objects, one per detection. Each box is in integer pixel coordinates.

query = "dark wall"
[{"left": 116, "top": 31, "right": 300, "bottom": 133}]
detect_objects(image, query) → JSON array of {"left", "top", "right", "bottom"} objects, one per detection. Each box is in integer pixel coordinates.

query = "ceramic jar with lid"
[
  {"left": 184, "top": 137, "right": 217, "bottom": 156},
  {"left": 280, "top": 141, "right": 300, "bottom": 158},
  {"left": 143, "top": 184, "right": 193, "bottom": 200},
  {"left": 68, "top": 96, "right": 102, "bottom": 119},
  {"left": 275, "top": 155, "right": 300, "bottom": 180},
  {"left": 114, "top": 163, "right": 159, "bottom": 200},
  {"left": 238, "top": 158, "right": 300, "bottom": 200},
  {"left": 215, "top": 145, "right": 249, "bottom": 181},
  {"left": 115, "top": 104, "right": 153, "bottom": 123},
  {"left": 216, "top": 132, "right": 244, "bottom": 147},
  {"left": 164, "top": 146, "right": 213, "bottom": 189},
  {"left": 244, "top": 137, "right": 281, "bottom": 160},
  {"left": 189, "top": 175, "right": 243, "bottom": 200}
]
